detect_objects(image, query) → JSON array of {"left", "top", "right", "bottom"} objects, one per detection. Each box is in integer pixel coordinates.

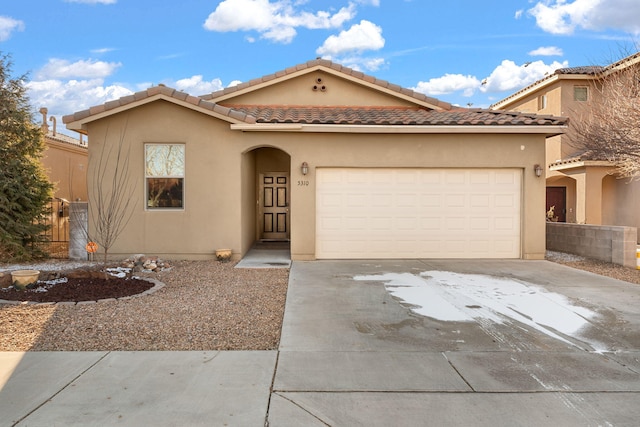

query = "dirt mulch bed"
[{"left": 0, "top": 276, "right": 154, "bottom": 303}]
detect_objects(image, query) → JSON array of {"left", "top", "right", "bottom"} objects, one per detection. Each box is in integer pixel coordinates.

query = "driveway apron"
[{"left": 269, "top": 259, "right": 640, "bottom": 426}]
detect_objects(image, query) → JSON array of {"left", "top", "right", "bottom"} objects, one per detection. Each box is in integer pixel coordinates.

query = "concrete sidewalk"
[
  {"left": 0, "top": 351, "right": 275, "bottom": 426},
  {"left": 2, "top": 259, "right": 640, "bottom": 426}
]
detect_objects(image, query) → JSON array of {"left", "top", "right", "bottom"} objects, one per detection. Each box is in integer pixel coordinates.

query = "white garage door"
[{"left": 316, "top": 168, "right": 521, "bottom": 259}]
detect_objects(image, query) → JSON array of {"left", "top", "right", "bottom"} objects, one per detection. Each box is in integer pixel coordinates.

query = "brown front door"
[
  {"left": 260, "top": 173, "right": 289, "bottom": 240},
  {"left": 546, "top": 187, "right": 566, "bottom": 222}
]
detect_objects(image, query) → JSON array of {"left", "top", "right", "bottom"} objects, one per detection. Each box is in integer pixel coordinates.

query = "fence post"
[{"left": 69, "top": 202, "right": 88, "bottom": 260}]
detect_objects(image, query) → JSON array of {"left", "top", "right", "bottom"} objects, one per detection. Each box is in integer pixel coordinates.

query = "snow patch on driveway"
[{"left": 354, "top": 271, "right": 603, "bottom": 351}]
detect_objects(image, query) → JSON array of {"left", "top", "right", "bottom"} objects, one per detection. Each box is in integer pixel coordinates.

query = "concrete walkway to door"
[{"left": 268, "top": 259, "right": 640, "bottom": 426}]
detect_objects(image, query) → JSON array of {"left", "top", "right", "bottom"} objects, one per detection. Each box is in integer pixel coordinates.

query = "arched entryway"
[
  {"left": 545, "top": 175, "right": 576, "bottom": 223},
  {"left": 242, "top": 147, "right": 291, "bottom": 248}
]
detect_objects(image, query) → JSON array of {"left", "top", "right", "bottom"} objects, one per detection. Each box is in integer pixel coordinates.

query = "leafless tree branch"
[
  {"left": 568, "top": 57, "right": 640, "bottom": 180},
  {"left": 89, "top": 121, "right": 137, "bottom": 271}
]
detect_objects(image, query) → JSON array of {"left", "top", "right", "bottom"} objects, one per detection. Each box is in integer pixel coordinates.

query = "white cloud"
[
  {"left": 360, "top": 57, "right": 385, "bottom": 71},
  {"left": 316, "top": 20, "right": 384, "bottom": 56},
  {"left": 412, "top": 74, "right": 481, "bottom": 97},
  {"left": 36, "top": 58, "right": 122, "bottom": 80},
  {"left": 0, "top": 16, "right": 25, "bottom": 42},
  {"left": 90, "top": 47, "right": 117, "bottom": 54},
  {"left": 528, "top": 0, "right": 640, "bottom": 35},
  {"left": 172, "top": 75, "right": 224, "bottom": 95},
  {"left": 480, "top": 59, "right": 568, "bottom": 93},
  {"left": 529, "top": 46, "right": 563, "bottom": 56},
  {"left": 203, "top": 0, "right": 356, "bottom": 44},
  {"left": 515, "top": 9, "right": 524, "bottom": 19},
  {"left": 26, "top": 78, "right": 133, "bottom": 126},
  {"left": 325, "top": 55, "right": 385, "bottom": 72},
  {"left": 412, "top": 59, "right": 569, "bottom": 99}
]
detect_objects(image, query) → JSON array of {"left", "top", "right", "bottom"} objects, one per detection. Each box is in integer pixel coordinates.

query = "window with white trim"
[{"left": 145, "top": 144, "right": 185, "bottom": 209}]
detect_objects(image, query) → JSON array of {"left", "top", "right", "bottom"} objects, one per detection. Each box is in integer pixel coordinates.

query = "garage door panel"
[
  {"left": 316, "top": 168, "right": 521, "bottom": 259},
  {"left": 470, "top": 171, "right": 491, "bottom": 184}
]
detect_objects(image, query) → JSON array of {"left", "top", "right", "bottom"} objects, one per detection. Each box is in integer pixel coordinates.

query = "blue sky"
[{"left": 2, "top": 0, "right": 640, "bottom": 135}]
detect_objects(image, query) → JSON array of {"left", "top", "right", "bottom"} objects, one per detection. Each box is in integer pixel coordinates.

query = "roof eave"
[
  {"left": 491, "top": 74, "right": 595, "bottom": 110},
  {"left": 230, "top": 123, "right": 567, "bottom": 135},
  {"left": 64, "top": 93, "right": 253, "bottom": 133},
  {"left": 549, "top": 160, "right": 615, "bottom": 171}
]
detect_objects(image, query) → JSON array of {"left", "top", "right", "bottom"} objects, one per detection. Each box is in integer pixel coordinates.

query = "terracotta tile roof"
[
  {"left": 62, "top": 84, "right": 257, "bottom": 125},
  {"left": 552, "top": 148, "right": 617, "bottom": 165},
  {"left": 202, "top": 58, "right": 452, "bottom": 111},
  {"left": 603, "top": 51, "right": 640, "bottom": 73},
  {"left": 554, "top": 65, "right": 604, "bottom": 75},
  {"left": 45, "top": 131, "right": 87, "bottom": 148},
  {"left": 226, "top": 105, "right": 567, "bottom": 126},
  {"left": 62, "top": 60, "right": 566, "bottom": 130}
]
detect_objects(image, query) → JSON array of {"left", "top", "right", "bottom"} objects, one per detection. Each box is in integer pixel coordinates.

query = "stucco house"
[
  {"left": 38, "top": 108, "right": 88, "bottom": 255},
  {"left": 63, "top": 59, "right": 565, "bottom": 261},
  {"left": 491, "top": 52, "right": 640, "bottom": 231},
  {"left": 40, "top": 108, "right": 88, "bottom": 203}
]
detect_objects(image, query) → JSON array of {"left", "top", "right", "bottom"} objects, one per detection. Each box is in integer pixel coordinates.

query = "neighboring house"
[
  {"left": 63, "top": 59, "right": 565, "bottom": 261},
  {"left": 40, "top": 108, "right": 88, "bottom": 202},
  {"left": 38, "top": 108, "right": 88, "bottom": 253},
  {"left": 491, "top": 52, "right": 640, "bottom": 230}
]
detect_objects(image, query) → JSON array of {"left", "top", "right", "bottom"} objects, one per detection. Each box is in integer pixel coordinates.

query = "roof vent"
[{"left": 313, "top": 77, "right": 327, "bottom": 92}]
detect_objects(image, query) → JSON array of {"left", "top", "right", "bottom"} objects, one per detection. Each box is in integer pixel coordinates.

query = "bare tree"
[
  {"left": 89, "top": 123, "right": 137, "bottom": 271},
  {"left": 569, "top": 54, "right": 640, "bottom": 179}
]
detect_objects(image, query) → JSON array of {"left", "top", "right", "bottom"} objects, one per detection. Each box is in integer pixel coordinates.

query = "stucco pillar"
[
  {"left": 585, "top": 168, "right": 613, "bottom": 225},
  {"left": 584, "top": 171, "right": 603, "bottom": 224},
  {"left": 561, "top": 166, "right": 610, "bottom": 225},
  {"left": 573, "top": 173, "right": 587, "bottom": 224}
]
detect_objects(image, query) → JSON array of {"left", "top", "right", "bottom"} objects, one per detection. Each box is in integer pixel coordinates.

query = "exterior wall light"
[
  {"left": 534, "top": 164, "right": 543, "bottom": 177},
  {"left": 301, "top": 162, "right": 309, "bottom": 175}
]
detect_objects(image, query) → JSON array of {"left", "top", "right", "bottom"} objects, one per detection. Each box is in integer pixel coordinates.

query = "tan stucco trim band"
[{"left": 230, "top": 123, "right": 567, "bottom": 135}]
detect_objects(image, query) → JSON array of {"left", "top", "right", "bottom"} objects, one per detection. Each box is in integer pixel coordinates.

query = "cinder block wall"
[{"left": 546, "top": 222, "right": 638, "bottom": 268}]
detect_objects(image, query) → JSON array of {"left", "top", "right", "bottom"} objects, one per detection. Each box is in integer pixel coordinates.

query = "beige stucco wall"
[
  {"left": 42, "top": 139, "right": 88, "bottom": 201},
  {"left": 83, "top": 99, "right": 548, "bottom": 261},
  {"left": 85, "top": 101, "right": 247, "bottom": 259},
  {"left": 603, "top": 175, "right": 640, "bottom": 238}
]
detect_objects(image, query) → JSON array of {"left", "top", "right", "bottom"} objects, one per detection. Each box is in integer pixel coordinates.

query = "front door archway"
[{"left": 247, "top": 147, "right": 291, "bottom": 242}]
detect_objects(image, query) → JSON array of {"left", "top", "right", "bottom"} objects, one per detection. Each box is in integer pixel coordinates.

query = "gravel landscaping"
[
  {"left": 1, "top": 252, "right": 639, "bottom": 352},
  {"left": 0, "top": 260, "right": 289, "bottom": 351}
]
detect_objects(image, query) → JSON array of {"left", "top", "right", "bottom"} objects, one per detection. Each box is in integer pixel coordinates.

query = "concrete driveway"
[{"left": 268, "top": 259, "right": 640, "bottom": 426}]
